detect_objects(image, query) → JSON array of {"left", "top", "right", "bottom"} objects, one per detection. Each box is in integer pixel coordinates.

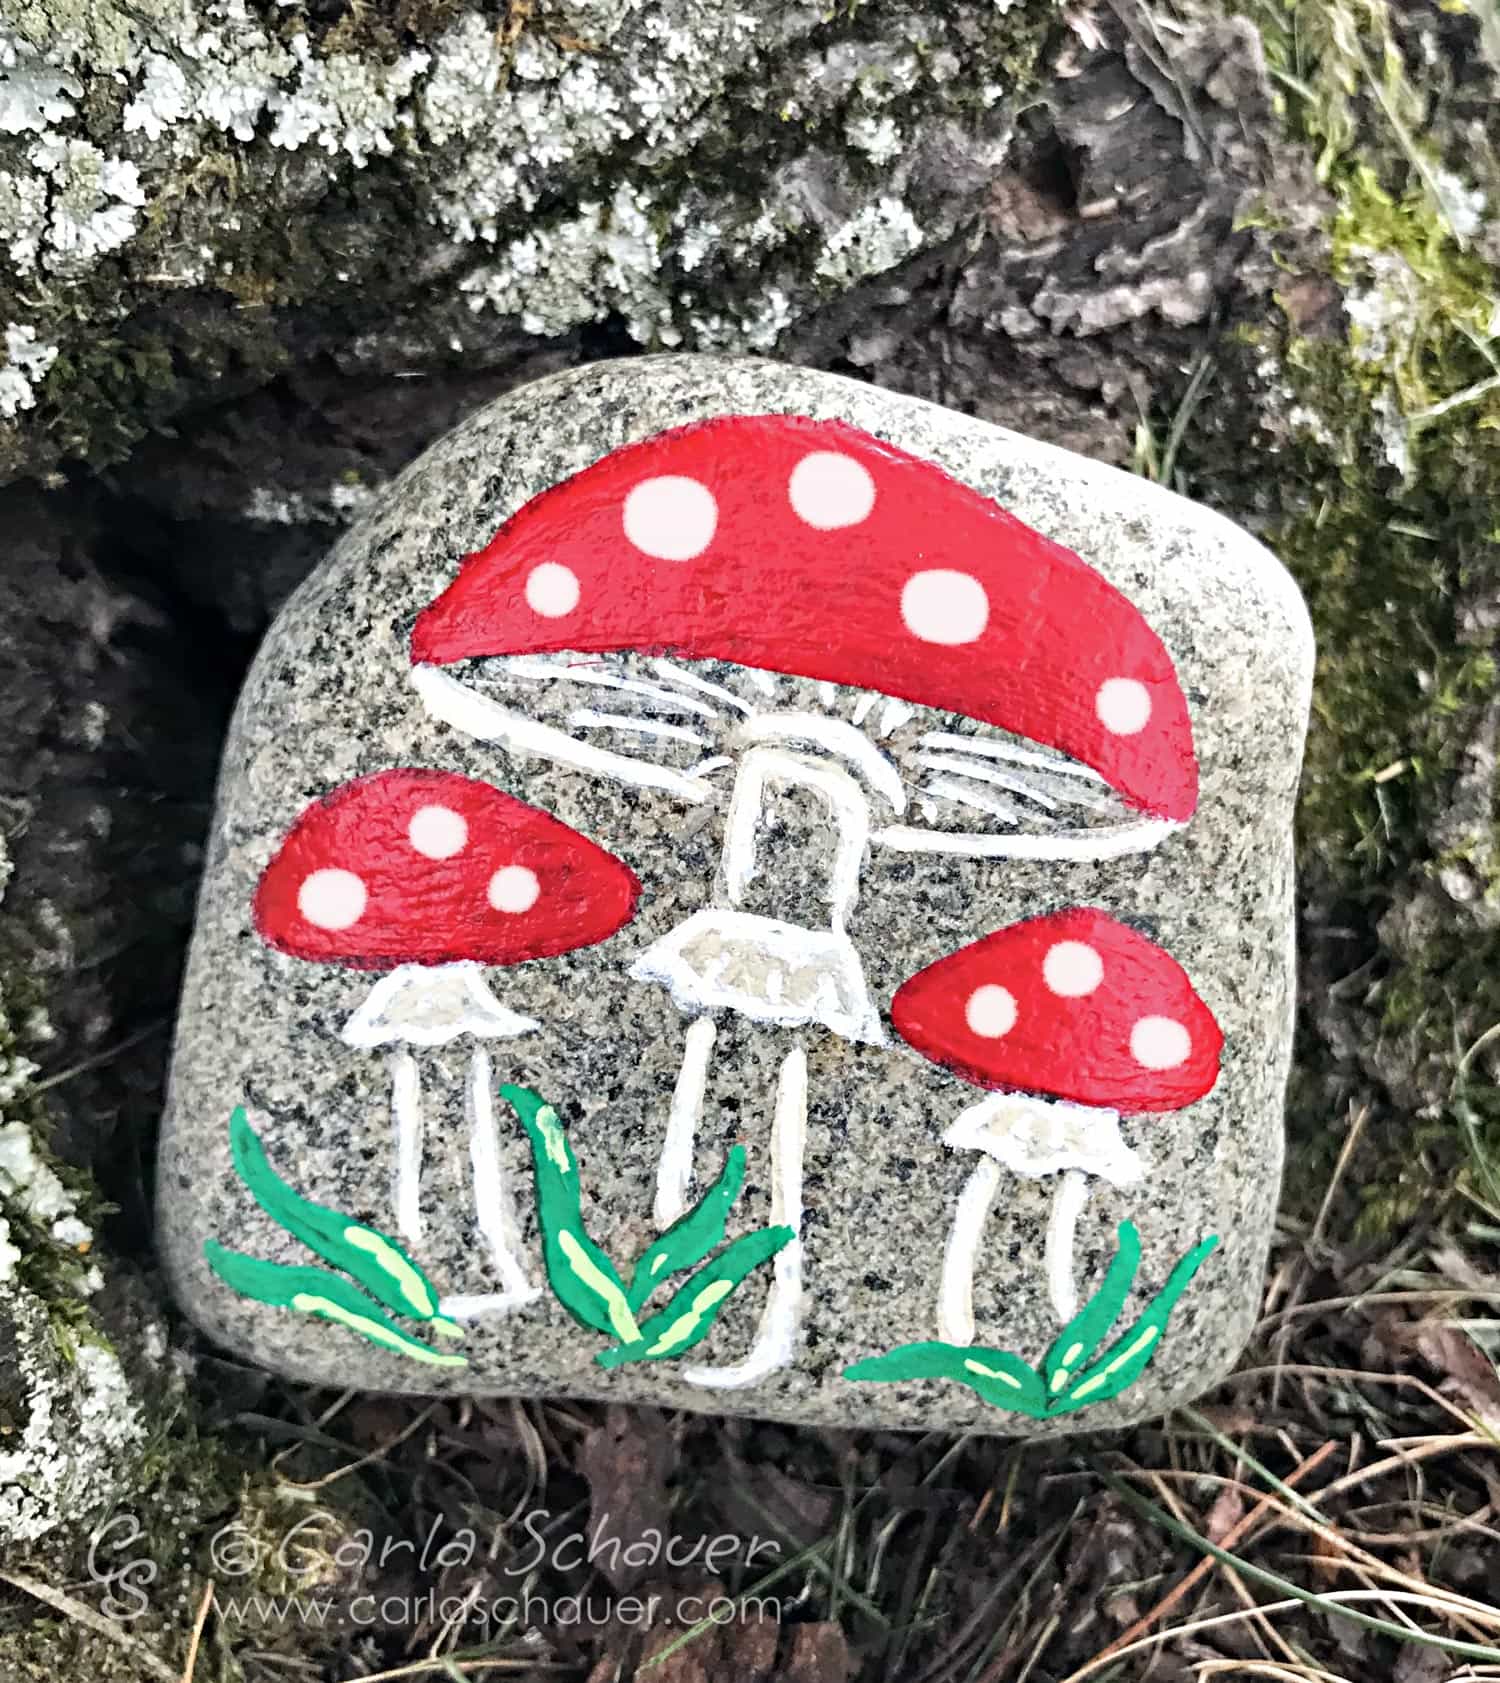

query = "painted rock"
[{"left": 161, "top": 356, "right": 1313, "bottom": 1432}]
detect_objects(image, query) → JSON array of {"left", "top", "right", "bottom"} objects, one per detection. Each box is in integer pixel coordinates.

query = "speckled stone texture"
[{"left": 160, "top": 355, "right": 1312, "bottom": 1433}]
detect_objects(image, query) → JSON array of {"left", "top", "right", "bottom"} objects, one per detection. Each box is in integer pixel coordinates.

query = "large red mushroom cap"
[
  {"left": 410, "top": 414, "right": 1197, "bottom": 822},
  {"left": 891, "top": 907, "right": 1223, "bottom": 1114},
  {"left": 253, "top": 769, "right": 640, "bottom": 970}
]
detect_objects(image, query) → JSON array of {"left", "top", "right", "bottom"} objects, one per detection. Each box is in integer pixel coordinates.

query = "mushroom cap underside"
[
  {"left": 891, "top": 906, "right": 1224, "bottom": 1114},
  {"left": 410, "top": 414, "right": 1198, "bottom": 822},
  {"left": 252, "top": 767, "right": 640, "bottom": 969}
]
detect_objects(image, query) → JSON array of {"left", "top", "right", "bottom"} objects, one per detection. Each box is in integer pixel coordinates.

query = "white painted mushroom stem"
[
  {"left": 654, "top": 1015, "right": 717, "bottom": 1229},
  {"left": 936, "top": 1154, "right": 1002, "bottom": 1345},
  {"left": 682, "top": 1044, "right": 807, "bottom": 1390},
  {"left": 444, "top": 1046, "right": 545, "bottom": 1319},
  {"left": 340, "top": 960, "right": 542, "bottom": 1315},
  {"left": 938, "top": 1093, "right": 1146, "bottom": 1341}
]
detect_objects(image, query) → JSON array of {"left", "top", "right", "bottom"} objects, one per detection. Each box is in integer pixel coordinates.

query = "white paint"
[
  {"left": 1045, "top": 1167, "right": 1091, "bottom": 1320},
  {"left": 649, "top": 657, "right": 752, "bottom": 714},
  {"left": 918, "top": 732, "right": 1111, "bottom": 786},
  {"left": 942, "top": 1093, "right": 1143, "bottom": 1186},
  {"left": 498, "top": 656, "right": 718, "bottom": 718},
  {"left": 876, "top": 698, "right": 917, "bottom": 738},
  {"left": 940, "top": 1097, "right": 1146, "bottom": 1330},
  {"left": 731, "top": 712, "right": 906, "bottom": 813},
  {"left": 684, "top": 755, "right": 735, "bottom": 778},
  {"left": 919, "top": 753, "right": 1123, "bottom": 817},
  {"left": 788, "top": 451, "right": 876, "bottom": 529},
  {"left": 298, "top": 867, "right": 366, "bottom": 930},
  {"left": 871, "top": 817, "right": 1180, "bottom": 862},
  {"left": 1131, "top": 1015, "right": 1191, "bottom": 1069},
  {"left": 653, "top": 1015, "right": 717, "bottom": 1229},
  {"left": 743, "top": 667, "right": 780, "bottom": 698},
  {"left": 900, "top": 569, "right": 989, "bottom": 645},
  {"left": 936, "top": 1155, "right": 1001, "bottom": 1345},
  {"left": 965, "top": 984, "right": 1017, "bottom": 1038},
  {"left": 408, "top": 804, "right": 467, "bottom": 859},
  {"left": 342, "top": 960, "right": 538, "bottom": 1049},
  {"left": 1095, "top": 677, "right": 1152, "bottom": 736},
  {"left": 1043, "top": 940, "right": 1103, "bottom": 997},
  {"left": 851, "top": 693, "right": 877, "bottom": 727},
  {"left": 567, "top": 708, "right": 710, "bottom": 746},
  {"left": 630, "top": 908, "right": 885, "bottom": 1044},
  {"left": 524, "top": 561, "right": 580, "bottom": 618},
  {"left": 412, "top": 666, "right": 717, "bottom": 805},
  {"left": 683, "top": 1044, "right": 807, "bottom": 1388},
  {"left": 488, "top": 865, "right": 540, "bottom": 914},
  {"left": 390, "top": 1047, "right": 423, "bottom": 1246},
  {"left": 463, "top": 1045, "right": 544, "bottom": 1308},
  {"left": 914, "top": 753, "right": 1060, "bottom": 811},
  {"left": 722, "top": 747, "right": 869, "bottom": 929},
  {"left": 923, "top": 777, "right": 1027, "bottom": 826},
  {"left": 623, "top": 475, "right": 718, "bottom": 559}
]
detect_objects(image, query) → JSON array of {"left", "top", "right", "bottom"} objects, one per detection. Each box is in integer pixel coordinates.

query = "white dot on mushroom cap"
[
  {"left": 965, "top": 983, "right": 1017, "bottom": 1038},
  {"left": 788, "top": 451, "right": 876, "bottom": 529},
  {"left": 298, "top": 868, "right": 367, "bottom": 930},
  {"left": 524, "top": 562, "right": 580, "bottom": 618},
  {"left": 1043, "top": 940, "right": 1104, "bottom": 997},
  {"left": 488, "top": 865, "right": 540, "bottom": 914},
  {"left": 408, "top": 804, "right": 468, "bottom": 859},
  {"left": 623, "top": 475, "right": 718, "bottom": 560},
  {"left": 1131, "top": 1015, "right": 1192, "bottom": 1069},
  {"left": 900, "top": 569, "right": 990, "bottom": 645},
  {"left": 1096, "top": 677, "right": 1152, "bottom": 735}
]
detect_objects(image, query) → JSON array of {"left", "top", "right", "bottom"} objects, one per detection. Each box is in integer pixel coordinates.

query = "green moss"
[{"left": 1171, "top": 0, "right": 1500, "bottom": 1218}]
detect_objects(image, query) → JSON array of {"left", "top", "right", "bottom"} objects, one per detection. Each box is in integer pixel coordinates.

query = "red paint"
[
  {"left": 891, "top": 908, "right": 1222, "bottom": 1113},
  {"left": 411, "top": 414, "right": 1197, "bottom": 821},
  {"left": 253, "top": 769, "right": 639, "bottom": 969}
]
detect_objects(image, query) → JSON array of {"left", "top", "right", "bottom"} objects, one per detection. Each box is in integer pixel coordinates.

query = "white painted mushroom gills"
[
  {"left": 407, "top": 413, "right": 1201, "bottom": 1383},
  {"left": 892, "top": 907, "right": 1224, "bottom": 1334},
  {"left": 252, "top": 769, "right": 640, "bottom": 1319}
]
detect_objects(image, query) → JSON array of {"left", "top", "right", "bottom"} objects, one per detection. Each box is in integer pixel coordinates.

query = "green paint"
[
  {"left": 288, "top": 1294, "right": 467, "bottom": 1368},
  {"left": 558, "top": 1231, "right": 642, "bottom": 1345},
  {"left": 204, "top": 1240, "right": 467, "bottom": 1368},
  {"left": 208, "top": 1106, "right": 467, "bottom": 1367},
  {"left": 626, "top": 1144, "right": 746, "bottom": 1313},
  {"left": 602, "top": 1226, "right": 795, "bottom": 1368},
  {"left": 843, "top": 1225, "right": 1218, "bottom": 1420},
  {"left": 227, "top": 1106, "right": 451, "bottom": 1327},
  {"left": 964, "top": 1358, "right": 1024, "bottom": 1391},
  {"left": 500, "top": 1082, "right": 632, "bottom": 1339},
  {"left": 499, "top": 1084, "right": 793, "bottom": 1371},
  {"left": 534, "top": 1105, "right": 571, "bottom": 1173}
]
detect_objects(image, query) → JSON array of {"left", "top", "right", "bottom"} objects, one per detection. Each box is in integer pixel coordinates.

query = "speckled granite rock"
[{"left": 160, "top": 355, "right": 1313, "bottom": 1433}]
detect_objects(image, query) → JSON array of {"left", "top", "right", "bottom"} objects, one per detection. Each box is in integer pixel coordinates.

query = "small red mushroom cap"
[
  {"left": 253, "top": 769, "right": 639, "bottom": 970},
  {"left": 891, "top": 907, "right": 1222, "bottom": 1114},
  {"left": 410, "top": 414, "right": 1198, "bottom": 821}
]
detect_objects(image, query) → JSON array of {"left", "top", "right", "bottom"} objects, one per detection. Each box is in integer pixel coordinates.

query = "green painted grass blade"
[
  {"left": 499, "top": 1083, "right": 641, "bottom": 1346},
  {"left": 1052, "top": 1233, "right": 1219, "bottom": 1414},
  {"left": 204, "top": 1241, "right": 467, "bottom": 1368},
  {"left": 626, "top": 1145, "right": 746, "bottom": 1313},
  {"left": 228, "top": 1106, "right": 456, "bottom": 1332},
  {"left": 597, "top": 1225, "right": 795, "bottom": 1368},
  {"left": 842, "top": 1340, "right": 1048, "bottom": 1417},
  {"left": 1041, "top": 1219, "right": 1142, "bottom": 1399}
]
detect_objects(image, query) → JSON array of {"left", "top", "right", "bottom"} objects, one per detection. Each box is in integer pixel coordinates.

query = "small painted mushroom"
[
  {"left": 405, "top": 412, "right": 1201, "bottom": 1384},
  {"left": 891, "top": 907, "right": 1222, "bottom": 1335},
  {"left": 252, "top": 768, "right": 640, "bottom": 1317}
]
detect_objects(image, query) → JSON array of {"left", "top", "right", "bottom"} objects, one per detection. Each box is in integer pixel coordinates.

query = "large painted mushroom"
[
  {"left": 253, "top": 769, "right": 640, "bottom": 1317},
  {"left": 407, "top": 414, "right": 1199, "bottom": 1380},
  {"left": 891, "top": 907, "right": 1222, "bottom": 1337}
]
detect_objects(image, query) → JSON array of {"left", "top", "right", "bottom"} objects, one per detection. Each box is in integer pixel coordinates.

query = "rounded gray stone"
[{"left": 160, "top": 355, "right": 1313, "bottom": 1433}]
